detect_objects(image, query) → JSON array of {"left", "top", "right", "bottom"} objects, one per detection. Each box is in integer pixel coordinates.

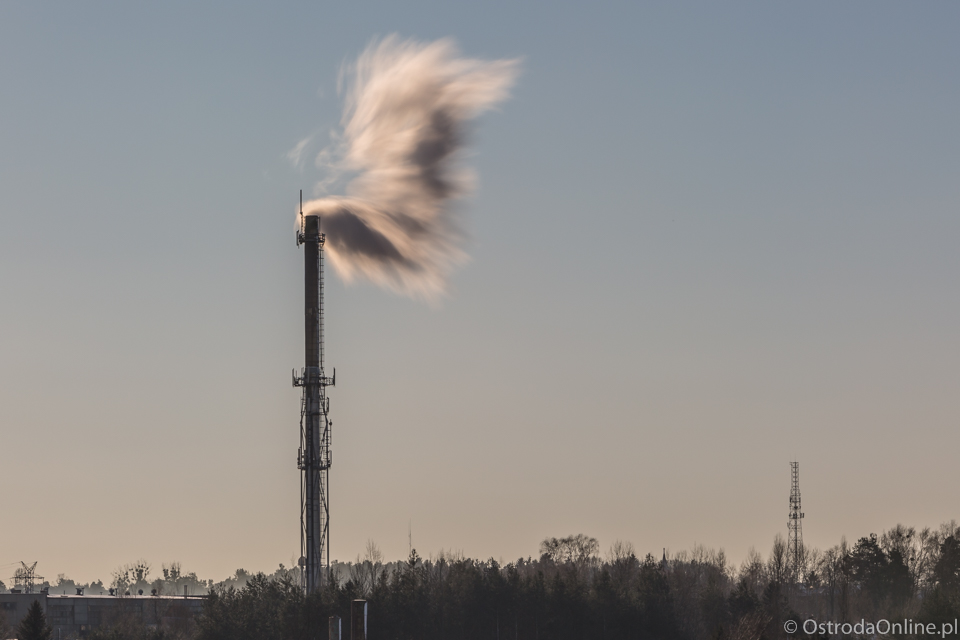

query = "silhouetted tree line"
[
  {"left": 190, "top": 522, "right": 960, "bottom": 640},
  {"left": 14, "top": 521, "right": 960, "bottom": 639},
  {"left": 194, "top": 541, "right": 679, "bottom": 640}
]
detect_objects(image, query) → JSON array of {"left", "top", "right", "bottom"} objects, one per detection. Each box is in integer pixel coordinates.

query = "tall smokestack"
[
  {"left": 305, "top": 213, "right": 320, "bottom": 370},
  {"left": 296, "top": 200, "right": 334, "bottom": 594}
]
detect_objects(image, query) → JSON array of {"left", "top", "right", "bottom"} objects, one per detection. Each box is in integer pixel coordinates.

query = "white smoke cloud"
[{"left": 301, "top": 36, "right": 519, "bottom": 300}]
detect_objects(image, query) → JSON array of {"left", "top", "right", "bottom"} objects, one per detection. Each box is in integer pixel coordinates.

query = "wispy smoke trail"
[{"left": 300, "top": 36, "right": 519, "bottom": 300}]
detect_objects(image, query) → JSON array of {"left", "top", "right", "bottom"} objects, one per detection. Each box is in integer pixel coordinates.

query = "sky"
[{"left": 1, "top": 1, "right": 959, "bottom": 585}]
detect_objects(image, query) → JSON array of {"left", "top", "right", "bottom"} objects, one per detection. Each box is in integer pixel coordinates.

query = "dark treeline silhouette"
[
  {"left": 14, "top": 521, "right": 960, "bottom": 639},
  {"left": 196, "top": 522, "right": 960, "bottom": 640},
  {"left": 195, "top": 544, "right": 680, "bottom": 640}
]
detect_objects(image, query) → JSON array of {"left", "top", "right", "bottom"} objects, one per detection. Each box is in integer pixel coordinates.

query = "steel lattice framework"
[
  {"left": 788, "top": 461, "right": 804, "bottom": 582},
  {"left": 12, "top": 561, "right": 43, "bottom": 593}
]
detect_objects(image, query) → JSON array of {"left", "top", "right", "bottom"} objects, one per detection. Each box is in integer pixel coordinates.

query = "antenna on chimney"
[{"left": 297, "top": 190, "right": 305, "bottom": 246}]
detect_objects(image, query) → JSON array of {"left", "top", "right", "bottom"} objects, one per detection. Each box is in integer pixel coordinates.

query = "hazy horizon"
[{"left": 2, "top": 2, "right": 959, "bottom": 584}]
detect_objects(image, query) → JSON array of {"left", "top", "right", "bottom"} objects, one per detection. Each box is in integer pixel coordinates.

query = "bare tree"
[
  {"left": 818, "top": 537, "right": 850, "bottom": 620},
  {"left": 737, "top": 547, "right": 766, "bottom": 599},
  {"left": 162, "top": 562, "right": 182, "bottom": 582},
  {"left": 607, "top": 539, "right": 635, "bottom": 564},
  {"left": 540, "top": 534, "right": 600, "bottom": 582},
  {"left": 350, "top": 539, "right": 386, "bottom": 596},
  {"left": 767, "top": 534, "right": 788, "bottom": 585},
  {"left": 939, "top": 520, "right": 960, "bottom": 541},
  {"left": 129, "top": 559, "right": 151, "bottom": 584},
  {"left": 539, "top": 534, "right": 599, "bottom": 565},
  {"left": 607, "top": 540, "right": 639, "bottom": 596},
  {"left": 727, "top": 611, "right": 771, "bottom": 640},
  {"left": 804, "top": 547, "right": 822, "bottom": 586},
  {"left": 111, "top": 567, "right": 131, "bottom": 594},
  {"left": 667, "top": 545, "right": 731, "bottom": 640},
  {"left": 914, "top": 527, "right": 940, "bottom": 591},
  {"left": 111, "top": 559, "right": 151, "bottom": 595}
]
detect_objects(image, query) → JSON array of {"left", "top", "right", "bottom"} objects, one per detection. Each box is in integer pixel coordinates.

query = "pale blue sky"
[{"left": 2, "top": 2, "right": 959, "bottom": 582}]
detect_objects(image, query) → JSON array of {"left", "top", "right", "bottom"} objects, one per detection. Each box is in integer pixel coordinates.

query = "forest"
[{"left": 5, "top": 521, "right": 960, "bottom": 640}]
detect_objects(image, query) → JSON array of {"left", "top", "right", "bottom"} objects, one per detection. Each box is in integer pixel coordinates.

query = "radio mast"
[{"left": 787, "top": 461, "right": 804, "bottom": 583}]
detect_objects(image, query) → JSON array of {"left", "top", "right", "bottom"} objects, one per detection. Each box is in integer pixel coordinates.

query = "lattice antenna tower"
[
  {"left": 787, "top": 461, "right": 804, "bottom": 582},
  {"left": 12, "top": 561, "right": 43, "bottom": 594},
  {"left": 294, "top": 190, "right": 335, "bottom": 594}
]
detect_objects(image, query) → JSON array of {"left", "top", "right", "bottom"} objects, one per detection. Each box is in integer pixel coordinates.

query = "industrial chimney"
[{"left": 295, "top": 193, "right": 335, "bottom": 593}]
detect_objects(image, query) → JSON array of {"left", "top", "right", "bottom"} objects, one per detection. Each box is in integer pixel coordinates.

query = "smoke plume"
[{"left": 300, "top": 36, "right": 519, "bottom": 300}]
